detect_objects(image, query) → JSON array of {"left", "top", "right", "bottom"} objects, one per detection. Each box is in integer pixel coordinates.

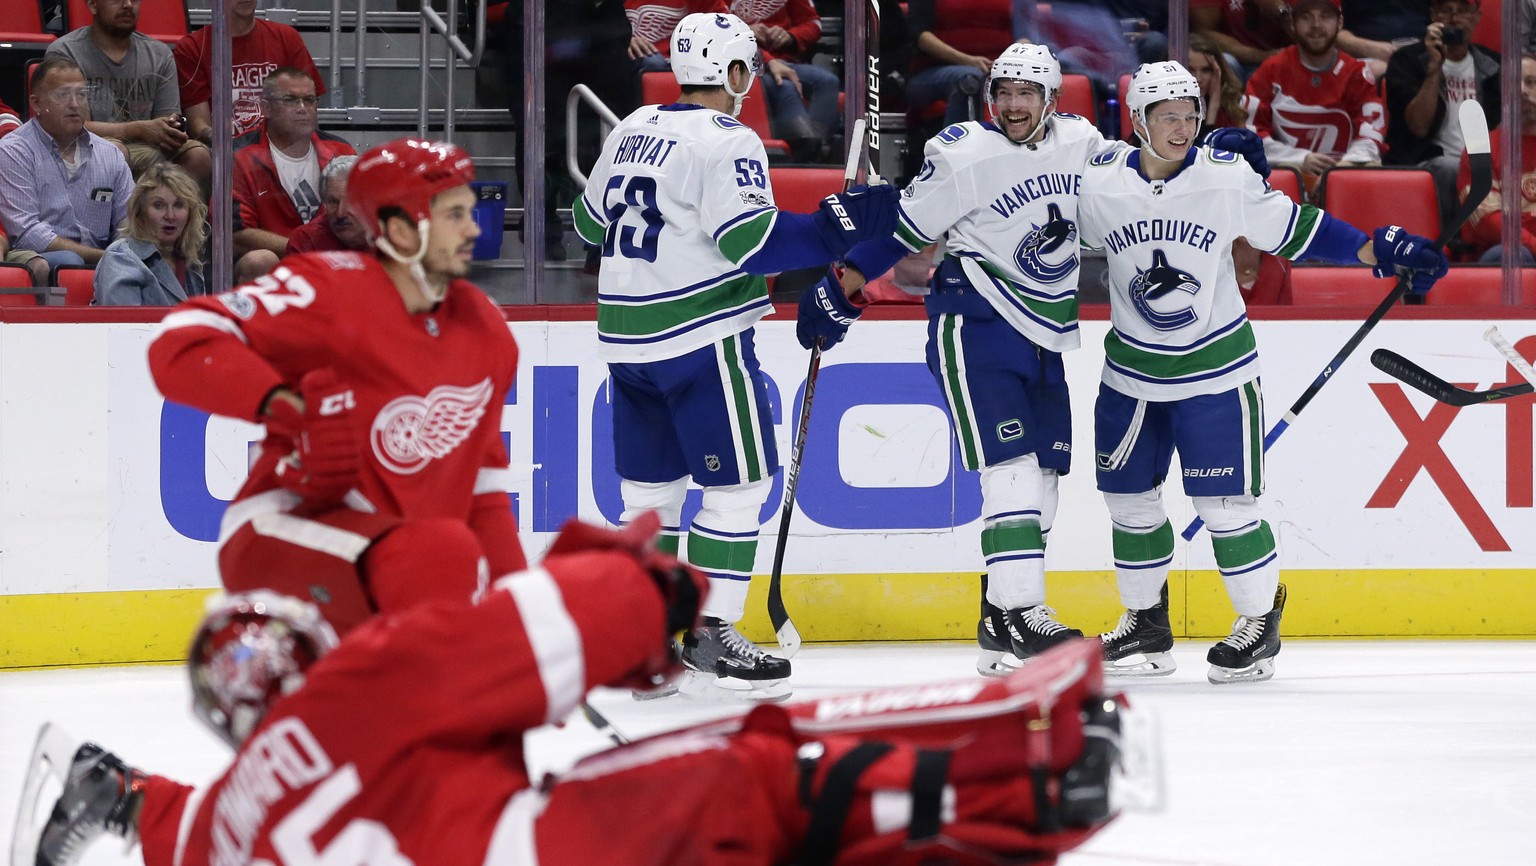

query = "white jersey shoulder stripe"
[{"left": 157, "top": 309, "right": 248, "bottom": 342}]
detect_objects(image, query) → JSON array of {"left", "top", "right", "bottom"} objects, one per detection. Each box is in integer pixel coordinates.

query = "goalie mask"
[
  {"left": 671, "top": 12, "right": 760, "bottom": 117},
  {"left": 188, "top": 591, "right": 339, "bottom": 750},
  {"left": 1124, "top": 62, "right": 1204, "bottom": 156}
]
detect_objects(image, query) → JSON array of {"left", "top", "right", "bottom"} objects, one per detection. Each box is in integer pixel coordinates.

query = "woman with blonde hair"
[
  {"left": 1187, "top": 32, "right": 1249, "bottom": 136},
  {"left": 94, "top": 163, "right": 208, "bottom": 305}
]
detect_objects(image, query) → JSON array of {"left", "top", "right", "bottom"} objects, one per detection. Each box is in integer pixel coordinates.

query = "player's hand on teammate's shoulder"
[
  {"left": 796, "top": 266, "right": 867, "bottom": 351},
  {"left": 1205, "top": 127, "right": 1269, "bottom": 179},
  {"left": 1369, "top": 224, "right": 1449, "bottom": 295}
]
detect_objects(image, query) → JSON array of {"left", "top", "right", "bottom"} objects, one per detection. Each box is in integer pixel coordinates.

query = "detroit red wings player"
[{"left": 149, "top": 138, "right": 525, "bottom": 635}]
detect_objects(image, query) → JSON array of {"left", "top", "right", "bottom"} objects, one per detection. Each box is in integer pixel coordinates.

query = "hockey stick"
[
  {"left": 1370, "top": 348, "right": 1534, "bottom": 406},
  {"left": 578, "top": 701, "right": 629, "bottom": 746},
  {"left": 1180, "top": 100, "right": 1492, "bottom": 541},
  {"left": 865, "top": 0, "right": 881, "bottom": 181},
  {"left": 766, "top": 118, "right": 868, "bottom": 658},
  {"left": 1485, "top": 326, "right": 1536, "bottom": 388}
]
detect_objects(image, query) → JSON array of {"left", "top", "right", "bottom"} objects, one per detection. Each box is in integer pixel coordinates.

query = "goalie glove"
[
  {"left": 263, "top": 368, "right": 362, "bottom": 504},
  {"left": 1371, "top": 224, "right": 1448, "bottom": 295},
  {"left": 796, "top": 267, "right": 867, "bottom": 351}
]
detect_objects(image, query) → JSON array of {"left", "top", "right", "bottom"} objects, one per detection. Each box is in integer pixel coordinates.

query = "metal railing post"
[{"left": 353, "top": 0, "right": 368, "bottom": 107}]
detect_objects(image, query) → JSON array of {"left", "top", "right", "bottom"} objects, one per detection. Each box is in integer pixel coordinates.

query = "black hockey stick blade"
[{"left": 1372, "top": 348, "right": 1535, "bottom": 406}]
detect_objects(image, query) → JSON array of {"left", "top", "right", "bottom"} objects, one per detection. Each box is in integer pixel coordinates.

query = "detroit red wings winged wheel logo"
[{"left": 370, "top": 379, "right": 495, "bottom": 474}]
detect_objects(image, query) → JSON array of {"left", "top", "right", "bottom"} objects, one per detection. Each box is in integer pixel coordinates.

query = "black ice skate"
[
  {"left": 679, "top": 616, "right": 792, "bottom": 702},
  {"left": 1005, "top": 604, "right": 1084, "bottom": 658},
  {"left": 14, "top": 724, "right": 147, "bottom": 866},
  {"left": 976, "top": 593, "right": 1023, "bottom": 677},
  {"left": 1099, "top": 584, "right": 1176, "bottom": 677},
  {"left": 1207, "top": 583, "right": 1287, "bottom": 684}
]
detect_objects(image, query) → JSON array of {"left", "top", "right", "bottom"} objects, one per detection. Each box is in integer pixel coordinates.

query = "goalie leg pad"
[
  {"left": 1192, "top": 495, "right": 1278, "bottom": 617},
  {"left": 1103, "top": 490, "right": 1172, "bottom": 610},
  {"left": 620, "top": 477, "right": 688, "bottom": 555},
  {"left": 979, "top": 454, "right": 1049, "bottom": 610},
  {"left": 691, "top": 478, "right": 772, "bottom": 623}
]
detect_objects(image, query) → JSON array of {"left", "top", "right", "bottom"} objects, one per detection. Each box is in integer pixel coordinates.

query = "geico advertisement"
[{"left": 0, "top": 318, "right": 1531, "bottom": 595}]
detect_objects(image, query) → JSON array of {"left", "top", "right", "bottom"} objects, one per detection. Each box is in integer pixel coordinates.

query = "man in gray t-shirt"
[{"left": 45, "top": 0, "right": 210, "bottom": 182}]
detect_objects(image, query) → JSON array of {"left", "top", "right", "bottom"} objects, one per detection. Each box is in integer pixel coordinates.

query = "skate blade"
[
  {"left": 676, "top": 670, "right": 792, "bottom": 703},
  {"left": 1206, "top": 657, "right": 1276, "bottom": 685},
  {"left": 12, "top": 723, "right": 81, "bottom": 866},
  {"left": 630, "top": 682, "right": 679, "bottom": 701},
  {"left": 976, "top": 648, "right": 1023, "bottom": 678},
  {"left": 1104, "top": 652, "right": 1177, "bottom": 678}
]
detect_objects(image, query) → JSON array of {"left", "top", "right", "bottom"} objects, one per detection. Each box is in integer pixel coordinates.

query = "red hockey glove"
[{"left": 264, "top": 368, "right": 362, "bottom": 503}]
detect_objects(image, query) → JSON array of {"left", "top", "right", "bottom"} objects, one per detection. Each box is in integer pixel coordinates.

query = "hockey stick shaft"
[
  {"left": 765, "top": 120, "right": 868, "bottom": 657},
  {"left": 579, "top": 701, "right": 629, "bottom": 746},
  {"left": 1371, "top": 348, "right": 1534, "bottom": 406},
  {"left": 1181, "top": 101, "right": 1493, "bottom": 541},
  {"left": 865, "top": 0, "right": 881, "bottom": 179},
  {"left": 1485, "top": 326, "right": 1536, "bottom": 388}
]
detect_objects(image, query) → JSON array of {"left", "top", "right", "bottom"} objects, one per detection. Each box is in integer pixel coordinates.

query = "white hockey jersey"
[
  {"left": 574, "top": 104, "right": 780, "bottom": 363},
  {"left": 896, "top": 114, "right": 1117, "bottom": 352},
  {"left": 1077, "top": 146, "right": 1322, "bottom": 401}
]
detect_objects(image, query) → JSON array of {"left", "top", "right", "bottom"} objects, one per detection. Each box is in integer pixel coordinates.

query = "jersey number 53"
[{"left": 602, "top": 174, "right": 663, "bottom": 262}]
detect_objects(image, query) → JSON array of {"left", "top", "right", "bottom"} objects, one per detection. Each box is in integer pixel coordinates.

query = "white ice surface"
[{"left": 3, "top": 640, "right": 1533, "bottom": 866}]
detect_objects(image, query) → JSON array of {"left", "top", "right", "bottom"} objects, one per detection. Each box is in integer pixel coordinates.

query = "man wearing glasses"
[
  {"left": 231, "top": 67, "right": 355, "bottom": 273},
  {"left": 0, "top": 57, "right": 134, "bottom": 272},
  {"left": 1383, "top": 0, "right": 1501, "bottom": 226}
]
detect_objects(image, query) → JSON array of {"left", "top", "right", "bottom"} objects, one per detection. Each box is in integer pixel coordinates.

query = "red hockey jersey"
[
  {"left": 1245, "top": 47, "right": 1386, "bottom": 165},
  {"left": 148, "top": 252, "right": 522, "bottom": 572}
]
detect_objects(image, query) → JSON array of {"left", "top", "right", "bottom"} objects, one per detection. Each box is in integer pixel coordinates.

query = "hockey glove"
[
  {"left": 1372, "top": 225, "right": 1448, "bottom": 295},
  {"left": 1205, "top": 127, "right": 1269, "bottom": 179},
  {"left": 796, "top": 268, "right": 865, "bottom": 350},
  {"left": 265, "top": 368, "right": 362, "bottom": 503},
  {"left": 811, "top": 182, "right": 898, "bottom": 255}
]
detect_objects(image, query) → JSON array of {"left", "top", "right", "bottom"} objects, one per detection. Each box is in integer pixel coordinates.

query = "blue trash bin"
[{"left": 470, "top": 181, "right": 507, "bottom": 260}]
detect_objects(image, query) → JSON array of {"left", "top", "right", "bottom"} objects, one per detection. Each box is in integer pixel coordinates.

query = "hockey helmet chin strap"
[
  {"left": 726, "top": 67, "right": 754, "bottom": 118},
  {"left": 375, "top": 217, "right": 449, "bottom": 304}
]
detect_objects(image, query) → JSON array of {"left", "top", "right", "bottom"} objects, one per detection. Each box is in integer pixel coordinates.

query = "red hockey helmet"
[
  {"left": 188, "top": 591, "right": 339, "bottom": 749},
  {"left": 345, "top": 137, "right": 476, "bottom": 243}
]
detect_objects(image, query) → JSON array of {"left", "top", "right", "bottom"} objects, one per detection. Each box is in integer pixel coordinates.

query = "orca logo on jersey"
[
  {"left": 1013, "top": 202, "right": 1079, "bottom": 284},
  {"left": 1128, "top": 249, "right": 1200, "bottom": 331},
  {"left": 370, "top": 378, "right": 494, "bottom": 475}
]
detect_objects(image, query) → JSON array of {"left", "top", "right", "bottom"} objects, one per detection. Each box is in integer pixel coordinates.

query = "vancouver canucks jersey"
[
  {"left": 1077, "top": 145, "right": 1322, "bottom": 401},
  {"left": 574, "top": 104, "right": 779, "bottom": 363},
  {"left": 896, "top": 114, "right": 1116, "bottom": 352}
]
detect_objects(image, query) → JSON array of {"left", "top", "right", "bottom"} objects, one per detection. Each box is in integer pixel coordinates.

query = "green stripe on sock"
[
  {"left": 1212, "top": 520, "right": 1277, "bottom": 571},
  {"left": 1112, "top": 520, "right": 1174, "bottom": 565},
  {"left": 687, "top": 530, "right": 759, "bottom": 575},
  {"left": 982, "top": 519, "right": 1045, "bottom": 557}
]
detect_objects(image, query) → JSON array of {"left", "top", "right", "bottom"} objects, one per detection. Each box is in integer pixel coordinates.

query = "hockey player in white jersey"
[
  {"left": 574, "top": 12, "right": 896, "bottom": 701},
  {"left": 798, "top": 43, "right": 1123, "bottom": 677},
  {"left": 1076, "top": 62, "right": 1448, "bottom": 683}
]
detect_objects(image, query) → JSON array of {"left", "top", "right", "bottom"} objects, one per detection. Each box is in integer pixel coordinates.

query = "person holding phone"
[{"left": 1383, "top": 0, "right": 1501, "bottom": 227}]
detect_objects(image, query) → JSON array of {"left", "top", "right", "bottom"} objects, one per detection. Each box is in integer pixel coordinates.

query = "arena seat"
[
  {"left": 1056, "top": 74, "right": 1095, "bottom": 124},
  {"left": 0, "top": 0, "right": 55, "bottom": 44},
  {"left": 1318, "top": 168, "right": 1439, "bottom": 241},
  {"left": 68, "top": 0, "right": 188, "bottom": 42},
  {"left": 1268, "top": 166, "right": 1303, "bottom": 205},
  {"left": 769, "top": 167, "right": 842, "bottom": 213},
  {"left": 1288, "top": 265, "right": 1389, "bottom": 306},
  {"left": 53, "top": 264, "right": 97, "bottom": 306},
  {"left": 0, "top": 263, "right": 40, "bottom": 305},
  {"left": 640, "top": 72, "right": 790, "bottom": 157},
  {"left": 1424, "top": 266, "right": 1536, "bottom": 306},
  {"left": 1118, "top": 73, "right": 1132, "bottom": 139}
]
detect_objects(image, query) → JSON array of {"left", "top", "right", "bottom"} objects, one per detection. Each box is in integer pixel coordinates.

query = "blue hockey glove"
[
  {"left": 796, "top": 269, "right": 865, "bottom": 350},
  {"left": 1372, "top": 225, "right": 1448, "bottom": 295},
  {"left": 1205, "top": 127, "right": 1269, "bottom": 179},
  {"left": 811, "top": 183, "right": 898, "bottom": 255}
]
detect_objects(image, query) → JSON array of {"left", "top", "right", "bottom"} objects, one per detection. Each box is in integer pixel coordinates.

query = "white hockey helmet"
[
  {"left": 671, "top": 12, "right": 759, "bottom": 114},
  {"left": 987, "top": 43, "right": 1062, "bottom": 106},
  {"left": 1124, "top": 61, "right": 1204, "bottom": 137}
]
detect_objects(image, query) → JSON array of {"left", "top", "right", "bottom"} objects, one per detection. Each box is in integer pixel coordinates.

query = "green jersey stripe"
[
  {"left": 597, "top": 274, "right": 768, "bottom": 338},
  {"left": 717, "top": 210, "right": 776, "bottom": 264},
  {"left": 573, "top": 197, "right": 605, "bottom": 247},
  {"left": 1104, "top": 321, "right": 1258, "bottom": 381},
  {"left": 1276, "top": 204, "right": 1322, "bottom": 260}
]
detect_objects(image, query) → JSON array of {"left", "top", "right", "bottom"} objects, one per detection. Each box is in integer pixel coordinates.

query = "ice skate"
[
  {"left": 13, "top": 724, "right": 147, "bottom": 866},
  {"left": 1099, "top": 584, "right": 1176, "bottom": 677},
  {"left": 976, "top": 592, "right": 1024, "bottom": 677},
  {"left": 1207, "top": 583, "right": 1287, "bottom": 684},
  {"left": 979, "top": 603, "right": 1083, "bottom": 677},
  {"left": 679, "top": 616, "right": 792, "bottom": 702}
]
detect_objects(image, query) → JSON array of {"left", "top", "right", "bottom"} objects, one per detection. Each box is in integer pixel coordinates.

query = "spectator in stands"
[
  {"left": 232, "top": 68, "right": 355, "bottom": 260},
  {"left": 1189, "top": 32, "right": 1250, "bottom": 134},
  {"left": 1246, "top": 0, "right": 1384, "bottom": 187},
  {"left": 730, "top": 0, "right": 841, "bottom": 161},
  {"left": 0, "top": 230, "right": 53, "bottom": 286},
  {"left": 285, "top": 154, "right": 368, "bottom": 255},
  {"left": 1191, "top": 0, "right": 1293, "bottom": 80},
  {"left": 1461, "top": 52, "right": 1536, "bottom": 264},
  {"left": 905, "top": 0, "right": 1011, "bottom": 129},
  {"left": 174, "top": 0, "right": 324, "bottom": 144},
  {"left": 626, "top": 0, "right": 726, "bottom": 73},
  {"left": 45, "top": 0, "right": 211, "bottom": 183},
  {"left": 0, "top": 58, "right": 133, "bottom": 270},
  {"left": 0, "top": 98, "right": 20, "bottom": 138},
  {"left": 94, "top": 162, "right": 207, "bottom": 304},
  {"left": 1384, "top": 0, "right": 1501, "bottom": 228},
  {"left": 1335, "top": 0, "right": 1432, "bottom": 78}
]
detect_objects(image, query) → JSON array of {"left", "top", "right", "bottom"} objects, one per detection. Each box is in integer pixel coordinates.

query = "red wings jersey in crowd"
[
  {"left": 135, "top": 553, "right": 676, "bottom": 866},
  {"left": 149, "top": 252, "right": 519, "bottom": 527},
  {"left": 1245, "top": 47, "right": 1386, "bottom": 160}
]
